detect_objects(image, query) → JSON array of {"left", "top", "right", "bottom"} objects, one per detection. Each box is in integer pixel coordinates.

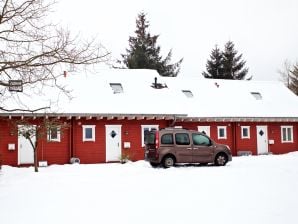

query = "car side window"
[
  {"left": 175, "top": 133, "right": 190, "bottom": 145},
  {"left": 161, "top": 134, "right": 174, "bottom": 144},
  {"left": 192, "top": 133, "right": 211, "bottom": 146}
]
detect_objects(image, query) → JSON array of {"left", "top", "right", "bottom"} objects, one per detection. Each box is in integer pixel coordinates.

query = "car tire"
[
  {"left": 215, "top": 153, "right": 228, "bottom": 166},
  {"left": 150, "top": 162, "right": 160, "bottom": 168},
  {"left": 162, "top": 156, "right": 175, "bottom": 168}
]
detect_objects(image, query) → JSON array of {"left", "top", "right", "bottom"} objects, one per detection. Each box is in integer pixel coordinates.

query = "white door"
[
  {"left": 198, "top": 126, "right": 210, "bottom": 137},
  {"left": 256, "top": 126, "right": 268, "bottom": 154},
  {"left": 18, "top": 125, "right": 36, "bottom": 165},
  {"left": 105, "top": 125, "right": 122, "bottom": 162}
]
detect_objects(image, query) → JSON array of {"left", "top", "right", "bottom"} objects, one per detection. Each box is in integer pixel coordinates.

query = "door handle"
[{"left": 187, "top": 147, "right": 192, "bottom": 150}]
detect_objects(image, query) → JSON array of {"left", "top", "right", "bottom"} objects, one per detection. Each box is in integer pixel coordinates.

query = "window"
[
  {"left": 251, "top": 92, "right": 262, "bottom": 100},
  {"left": 192, "top": 133, "right": 211, "bottom": 146},
  {"left": 110, "top": 83, "right": 123, "bottom": 94},
  {"left": 161, "top": 134, "right": 174, "bottom": 145},
  {"left": 175, "top": 133, "right": 190, "bottom": 145},
  {"left": 217, "top": 126, "right": 227, "bottom": 139},
  {"left": 241, "top": 126, "right": 250, "bottom": 139},
  {"left": 141, "top": 125, "right": 159, "bottom": 146},
  {"left": 182, "top": 90, "right": 193, "bottom": 98},
  {"left": 47, "top": 127, "right": 60, "bottom": 142},
  {"left": 83, "top": 125, "right": 96, "bottom": 142},
  {"left": 281, "top": 126, "right": 293, "bottom": 143}
]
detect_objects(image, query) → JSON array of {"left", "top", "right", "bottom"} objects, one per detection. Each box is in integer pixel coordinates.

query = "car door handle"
[
  {"left": 193, "top": 148, "right": 198, "bottom": 150},
  {"left": 187, "top": 147, "right": 192, "bottom": 150}
]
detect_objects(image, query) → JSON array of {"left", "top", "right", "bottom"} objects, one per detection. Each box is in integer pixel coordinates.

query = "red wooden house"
[{"left": 1, "top": 69, "right": 298, "bottom": 166}]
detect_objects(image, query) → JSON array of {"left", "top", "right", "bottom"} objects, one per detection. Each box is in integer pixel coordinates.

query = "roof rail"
[{"left": 161, "top": 126, "right": 187, "bottom": 130}]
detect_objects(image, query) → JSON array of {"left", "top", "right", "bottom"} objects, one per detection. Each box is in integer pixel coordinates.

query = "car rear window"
[
  {"left": 161, "top": 134, "right": 174, "bottom": 144},
  {"left": 145, "top": 132, "right": 155, "bottom": 145}
]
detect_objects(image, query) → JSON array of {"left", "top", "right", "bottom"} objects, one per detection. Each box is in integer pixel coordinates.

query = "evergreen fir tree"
[
  {"left": 202, "top": 45, "right": 224, "bottom": 79},
  {"left": 222, "top": 41, "right": 250, "bottom": 80},
  {"left": 118, "top": 12, "right": 183, "bottom": 77}
]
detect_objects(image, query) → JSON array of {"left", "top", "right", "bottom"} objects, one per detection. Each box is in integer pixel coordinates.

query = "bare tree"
[
  {"left": 289, "top": 63, "right": 298, "bottom": 95},
  {"left": 278, "top": 60, "right": 298, "bottom": 95},
  {"left": 278, "top": 60, "right": 292, "bottom": 88},
  {"left": 0, "top": 0, "right": 110, "bottom": 112}
]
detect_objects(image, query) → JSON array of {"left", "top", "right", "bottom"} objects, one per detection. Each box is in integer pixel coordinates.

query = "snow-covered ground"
[{"left": 1, "top": 153, "right": 298, "bottom": 224}]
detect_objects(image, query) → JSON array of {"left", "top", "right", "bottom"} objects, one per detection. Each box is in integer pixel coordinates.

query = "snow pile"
[{"left": 0, "top": 153, "right": 298, "bottom": 224}]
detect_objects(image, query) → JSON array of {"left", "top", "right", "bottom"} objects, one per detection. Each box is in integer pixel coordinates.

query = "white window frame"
[
  {"left": 241, "top": 126, "right": 250, "bottom": 139},
  {"left": 217, "top": 126, "right": 227, "bottom": 139},
  {"left": 47, "top": 127, "right": 61, "bottom": 142},
  {"left": 82, "top": 125, "right": 96, "bottom": 142},
  {"left": 141, "top": 125, "right": 159, "bottom": 146},
  {"left": 281, "top": 126, "right": 293, "bottom": 143}
]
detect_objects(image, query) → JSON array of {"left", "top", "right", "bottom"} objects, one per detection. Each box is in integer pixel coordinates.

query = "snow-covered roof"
[{"left": 2, "top": 69, "right": 298, "bottom": 120}]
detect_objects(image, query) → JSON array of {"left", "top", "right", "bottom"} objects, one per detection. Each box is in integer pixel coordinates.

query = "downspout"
[
  {"left": 169, "top": 115, "right": 177, "bottom": 127},
  {"left": 69, "top": 117, "right": 74, "bottom": 159},
  {"left": 232, "top": 122, "right": 237, "bottom": 156}
]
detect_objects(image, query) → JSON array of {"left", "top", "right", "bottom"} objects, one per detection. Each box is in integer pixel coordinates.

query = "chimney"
[
  {"left": 63, "top": 71, "right": 67, "bottom": 78},
  {"left": 154, "top": 77, "right": 157, "bottom": 88}
]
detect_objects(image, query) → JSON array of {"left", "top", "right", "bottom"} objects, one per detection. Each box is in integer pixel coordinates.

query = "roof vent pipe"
[{"left": 154, "top": 77, "right": 157, "bottom": 88}]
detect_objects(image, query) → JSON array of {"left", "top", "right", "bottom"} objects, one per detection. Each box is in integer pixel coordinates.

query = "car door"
[
  {"left": 191, "top": 133, "right": 214, "bottom": 163},
  {"left": 174, "top": 132, "right": 192, "bottom": 163}
]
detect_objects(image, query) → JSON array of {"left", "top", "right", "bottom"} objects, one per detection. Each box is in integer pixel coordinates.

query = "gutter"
[{"left": 0, "top": 112, "right": 187, "bottom": 119}]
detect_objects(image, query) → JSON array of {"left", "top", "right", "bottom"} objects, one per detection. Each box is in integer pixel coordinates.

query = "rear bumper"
[{"left": 145, "top": 151, "right": 160, "bottom": 163}]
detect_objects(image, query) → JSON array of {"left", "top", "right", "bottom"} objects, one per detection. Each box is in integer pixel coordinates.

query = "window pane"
[
  {"left": 51, "top": 128, "right": 58, "bottom": 139},
  {"left": 282, "top": 128, "right": 287, "bottom": 141},
  {"left": 161, "top": 134, "right": 173, "bottom": 144},
  {"left": 219, "top": 128, "right": 225, "bottom": 137},
  {"left": 242, "top": 128, "right": 248, "bottom": 137},
  {"left": 287, "top": 128, "right": 292, "bottom": 141},
  {"left": 192, "top": 134, "right": 210, "bottom": 146},
  {"left": 85, "top": 128, "right": 93, "bottom": 139},
  {"left": 175, "top": 133, "right": 190, "bottom": 145}
]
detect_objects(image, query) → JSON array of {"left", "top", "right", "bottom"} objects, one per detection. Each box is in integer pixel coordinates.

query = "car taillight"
[
  {"left": 155, "top": 131, "right": 159, "bottom": 159},
  {"left": 155, "top": 131, "right": 159, "bottom": 149}
]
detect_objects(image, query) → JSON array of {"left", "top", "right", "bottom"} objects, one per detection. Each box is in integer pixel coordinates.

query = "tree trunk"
[
  {"left": 34, "top": 148, "right": 38, "bottom": 172},
  {"left": 27, "top": 136, "right": 38, "bottom": 172}
]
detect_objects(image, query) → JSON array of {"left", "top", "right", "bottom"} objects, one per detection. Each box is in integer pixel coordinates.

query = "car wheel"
[
  {"left": 215, "top": 153, "right": 228, "bottom": 166},
  {"left": 150, "top": 162, "right": 160, "bottom": 168},
  {"left": 162, "top": 156, "right": 175, "bottom": 168}
]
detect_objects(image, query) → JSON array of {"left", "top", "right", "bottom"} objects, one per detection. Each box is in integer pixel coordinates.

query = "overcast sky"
[{"left": 54, "top": 0, "right": 298, "bottom": 80}]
